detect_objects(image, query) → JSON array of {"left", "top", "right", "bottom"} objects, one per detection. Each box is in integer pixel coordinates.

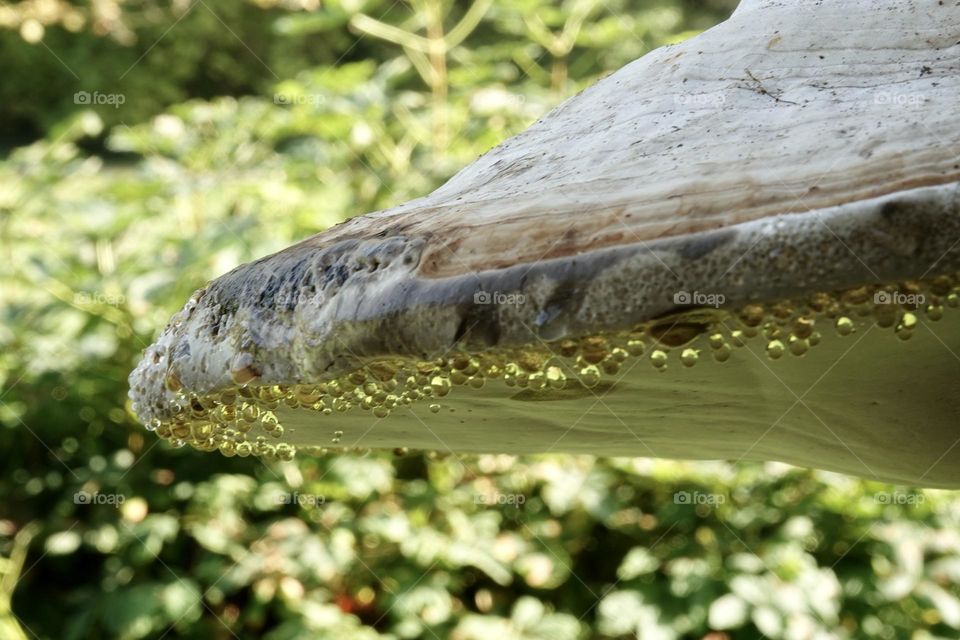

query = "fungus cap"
[{"left": 129, "top": 0, "right": 960, "bottom": 487}]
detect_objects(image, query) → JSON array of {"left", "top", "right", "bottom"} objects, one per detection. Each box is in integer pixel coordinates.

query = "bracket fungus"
[{"left": 130, "top": 0, "right": 960, "bottom": 488}]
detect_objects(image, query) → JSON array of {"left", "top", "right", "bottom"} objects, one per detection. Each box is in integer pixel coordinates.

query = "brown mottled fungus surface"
[{"left": 129, "top": 0, "right": 960, "bottom": 487}]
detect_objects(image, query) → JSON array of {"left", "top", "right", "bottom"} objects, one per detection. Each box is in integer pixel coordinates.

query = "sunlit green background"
[{"left": 2, "top": 1, "right": 960, "bottom": 638}]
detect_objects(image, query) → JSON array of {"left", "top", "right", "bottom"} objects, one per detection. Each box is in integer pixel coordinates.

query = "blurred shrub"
[
  {"left": 0, "top": 0, "right": 732, "bottom": 140},
  {"left": 6, "top": 0, "right": 960, "bottom": 638}
]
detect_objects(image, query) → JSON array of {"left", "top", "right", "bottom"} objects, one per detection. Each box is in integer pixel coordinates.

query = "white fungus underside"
[{"left": 277, "top": 314, "right": 960, "bottom": 489}]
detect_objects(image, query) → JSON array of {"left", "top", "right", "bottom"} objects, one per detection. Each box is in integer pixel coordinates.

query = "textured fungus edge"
[{"left": 129, "top": 181, "right": 960, "bottom": 424}]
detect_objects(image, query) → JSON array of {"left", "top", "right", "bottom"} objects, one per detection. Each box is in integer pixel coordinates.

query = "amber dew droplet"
[
  {"left": 713, "top": 343, "right": 732, "bottom": 363},
  {"left": 680, "top": 348, "right": 699, "bottom": 367},
  {"left": 579, "top": 365, "right": 601, "bottom": 388},
  {"left": 766, "top": 340, "right": 785, "bottom": 360},
  {"left": 136, "top": 274, "right": 960, "bottom": 460},
  {"left": 835, "top": 317, "right": 855, "bottom": 336},
  {"left": 649, "top": 349, "right": 668, "bottom": 370},
  {"left": 788, "top": 336, "right": 809, "bottom": 357}
]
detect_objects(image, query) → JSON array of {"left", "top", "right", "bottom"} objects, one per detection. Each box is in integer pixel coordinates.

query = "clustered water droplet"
[{"left": 138, "top": 275, "right": 959, "bottom": 459}]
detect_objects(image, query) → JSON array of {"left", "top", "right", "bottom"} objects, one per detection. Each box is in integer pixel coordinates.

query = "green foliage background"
[{"left": 2, "top": 1, "right": 959, "bottom": 638}]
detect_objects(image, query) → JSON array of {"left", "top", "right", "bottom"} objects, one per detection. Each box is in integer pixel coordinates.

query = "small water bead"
[
  {"left": 926, "top": 305, "right": 943, "bottom": 321},
  {"left": 788, "top": 336, "right": 809, "bottom": 357},
  {"left": 527, "top": 372, "right": 547, "bottom": 391},
  {"left": 468, "top": 376, "right": 486, "bottom": 389},
  {"left": 191, "top": 422, "right": 213, "bottom": 439},
  {"left": 451, "top": 355, "right": 471, "bottom": 371},
  {"left": 730, "top": 330, "right": 747, "bottom": 347},
  {"left": 463, "top": 359, "right": 481, "bottom": 376},
  {"left": 241, "top": 403, "right": 260, "bottom": 422},
  {"left": 626, "top": 339, "right": 646, "bottom": 356},
  {"left": 708, "top": 333, "right": 725, "bottom": 350},
  {"left": 373, "top": 406, "right": 391, "bottom": 418},
  {"left": 431, "top": 376, "right": 452, "bottom": 397},
  {"left": 875, "top": 305, "right": 897, "bottom": 328},
  {"left": 331, "top": 430, "right": 343, "bottom": 444},
  {"left": 429, "top": 403, "right": 441, "bottom": 413},
  {"left": 545, "top": 366, "right": 566, "bottom": 389},
  {"left": 896, "top": 312, "right": 917, "bottom": 340},
  {"left": 579, "top": 365, "right": 601, "bottom": 388},
  {"left": 713, "top": 343, "right": 732, "bottom": 363},
  {"left": 762, "top": 322, "right": 781, "bottom": 341},
  {"left": 740, "top": 304, "right": 765, "bottom": 327},
  {"left": 650, "top": 350, "right": 668, "bottom": 370},
  {"left": 808, "top": 331, "right": 822, "bottom": 347},
  {"left": 792, "top": 317, "right": 814, "bottom": 339},
  {"left": 835, "top": 317, "right": 854, "bottom": 336},
  {"left": 766, "top": 340, "right": 785, "bottom": 360},
  {"left": 680, "top": 348, "right": 699, "bottom": 367},
  {"left": 898, "top": 312, "right": 917, "bottom": 330},
  {"left": 601, "top": 358, "right": 621, "bottom": 375}
]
